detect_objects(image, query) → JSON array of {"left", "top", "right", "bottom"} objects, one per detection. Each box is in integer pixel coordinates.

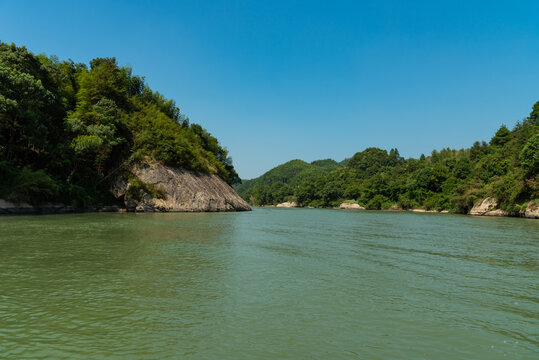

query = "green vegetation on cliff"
[
  {"left": 237, "top": 103, "right": 538, "bottom": 215},
  {"left": 0, "top": 42, "right": 240, "bottom": 206}
]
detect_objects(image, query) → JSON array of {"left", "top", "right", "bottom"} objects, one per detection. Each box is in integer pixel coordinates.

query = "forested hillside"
[
  {"left": 238, "top": 103, "right": 538, "bottom": 215},
  {"left": 235, "top": 159, "right": 342, "bottom": 204},
  {"left": 0, "top": 42, "right": 239, "bottom": 206}
]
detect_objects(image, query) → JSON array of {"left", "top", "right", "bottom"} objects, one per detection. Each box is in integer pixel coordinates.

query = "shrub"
[
  {"left": 366, "top": 195, "right": 390, "bottom": 210},
  {"left": 126, "top": 177, "right": 166, "bottom": 201},
  {"left": 10, "top": 167, "right": 59, "bottom": 205}
]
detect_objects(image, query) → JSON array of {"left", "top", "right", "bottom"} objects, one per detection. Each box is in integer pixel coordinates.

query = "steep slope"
[
  {"left": 0, "top": 42, "right": 248, "bottom": 212},
  {"left": 114, "top": 162, "right": 250, "bottom": 212}
]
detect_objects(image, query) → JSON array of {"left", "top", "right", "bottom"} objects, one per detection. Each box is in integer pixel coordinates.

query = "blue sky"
[{"left": 1, "top": 0, "right": 538, "bottom": 178}]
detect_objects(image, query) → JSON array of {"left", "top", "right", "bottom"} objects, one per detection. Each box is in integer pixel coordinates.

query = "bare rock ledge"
[
  {"left": 114, "top": 162, "right": 251, "bottom": 212},
  {"left": 276, "top": 201, "right": 298, "bottom": 208},
  {"left": 339, "top": 202, "right": 365, "bottom": 210},
  {"left": 0, "top": 199, "right": 122, "bottom": 215},
  {"left": 523, "top": 202, "right": 539, "bottom": 219},
  {"left": 469, "top": 198, "right": 508, "bottom": 217}
]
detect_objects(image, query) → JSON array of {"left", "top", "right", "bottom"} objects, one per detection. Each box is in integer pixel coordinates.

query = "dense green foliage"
[
  {"left": 235, "top": 159, "right": 343, "bottom": 205},
  {"left": 238, "top": 104, "right": 538, "bottom": 215},
  {"left": 0, "top": 42, "right": 239, "bottom": 206}
]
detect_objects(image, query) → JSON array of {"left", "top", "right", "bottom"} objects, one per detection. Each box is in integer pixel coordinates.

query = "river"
[{"left": 1, "top": 208, "right": 537, "bottom": 359}]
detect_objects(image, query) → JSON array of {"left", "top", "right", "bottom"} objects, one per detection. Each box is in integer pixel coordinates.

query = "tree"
[
  {"left": 0, "top": 43, "right": 65, "bottom": 165},
  {"left": 75, "top": 57, "right": 128, "bottom": 116},
  {"left": 67, "top": 98, "right": 123, "bottom": 173},
  {"left": 490, "top": 125, "right": 511, "bottom": 146},
  {"left": 388, "top": 148, "right": 402, "bottom": 166},
  {"left": 520, "top": 134, "right": 539, "bottom": 176},
  {"left": 453, "top": 157, "right": 471, "bottom": 179},
  {"left": 530, "top": 101, "right": 539, "bottom": 122},
  {"left": 347, "top": 147, "right": 391, "bottom": 177}
]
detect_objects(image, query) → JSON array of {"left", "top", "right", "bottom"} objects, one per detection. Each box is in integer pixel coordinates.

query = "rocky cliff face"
[
  {"left": 468, "top": 198, "right": 538, "bottom": 218},
  {"left": 523, "top": 202, "right": 539, "bottom": 219},
  {"left": 469, "top": 198, "right": 508, "bottom": 216},
  {"left": 114, "top": 162, "right": 251, "bottom": 212}
]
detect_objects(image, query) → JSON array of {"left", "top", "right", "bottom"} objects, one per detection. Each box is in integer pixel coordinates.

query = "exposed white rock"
[
  {"left": 523, "top": 202, "right": 539, "bottom": 219},
  {"left": 115, "top": 161, "right": 251, "bottom": 212},
  {"left": 469, "top": 198, "right": 507, "bottom": 216},
  {"left": 484, "top": 209, "right": 508, "bottom": 216},
  {"left": 339, "top": 202, "right": 365, "bottom": 210},
  {"left": 470, "top": 198, "right": 497, "bottom": 215},
  {"left": 276, "top": 201, "right": 298, "bottom": 208}
]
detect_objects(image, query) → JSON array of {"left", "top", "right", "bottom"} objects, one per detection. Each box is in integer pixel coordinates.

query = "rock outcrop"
[
  {"left": 0, "top": 199, "right": 42, "bottom": 215},
  {"left": 522, "top": 202, "right": 539, "bottom": 219},
  {"left": 339, "top": 202, "right": 365, "bottom": 210},
  {"left": 114, "top": 162, "right": 251, "bottom": 212},
  {"left": 0, "top": 162, "right": 249, "bottom": 215},
  {"left": 276, "top": 201, "right": 298, "bottom": 208},
  {"left": 0, "top": 199, "right": 122, "bottom": 215},
  {"left": 469, "top": 198, "right": 508, "bottom": 216}
]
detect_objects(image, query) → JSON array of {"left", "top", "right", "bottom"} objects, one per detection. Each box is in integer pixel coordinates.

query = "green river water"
[{"left": 0, "top": 207, "right": 538, "bottom": 359}]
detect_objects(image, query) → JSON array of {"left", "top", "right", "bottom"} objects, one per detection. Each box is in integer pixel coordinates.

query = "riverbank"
[
  {"left": 265, "top": 199, "right": 539, "bottom": 219},
  {"left": 0, "top": 199, "right": 125, "bottom": 215},
  {"left": 0, "top": 161, "right": 251, "bottom": 215},
  {"left": 0, "top": 200, "right": 251, "bottom": 215}
]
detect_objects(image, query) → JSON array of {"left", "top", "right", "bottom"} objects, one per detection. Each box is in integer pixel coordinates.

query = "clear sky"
[{"left": 1, "top": 0, "right": 538, "bottom": 178}]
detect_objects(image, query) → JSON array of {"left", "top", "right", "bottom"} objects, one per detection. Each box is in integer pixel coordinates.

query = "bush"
[
  {"left": 366, "top": 195, "right": 390, "bottom": 210},
  {"left": 397, "top": 195, "right": 416, "bottom": 209},
  {"left": 0, "top": 161, "right": 17, "bottom": 198},
  {"left": 65, "top": 184, "right": 91, "bottom": 207},
  {"left": 126, "top": 177, "right": 166, "bottom": 201},
  {"left": 10, "top": 167, "right": 59, "bottom": 205}
]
